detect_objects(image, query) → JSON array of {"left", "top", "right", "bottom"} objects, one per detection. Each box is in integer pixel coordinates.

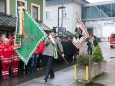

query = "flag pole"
[
  {"left": 75, "top": 11, "right": 79, "bottom": 18},
  {"left": 49, "top": 37, "right": 69, "bottom": 64},
  {"left": 56, "top": 47, "right": 69, "bottom": 64}
]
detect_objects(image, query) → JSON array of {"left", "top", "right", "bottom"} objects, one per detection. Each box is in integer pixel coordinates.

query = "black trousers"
[
  {"left": 18, "top": 59, "right": 31, "bottom": 74},
  {"left": 87, "top": 48, "right": 92, "bottom": 55},
  {"left": 42, "top": 55, "right": 48, "bottom": 68},
  {"left": 44, "top": 56, "right": 54, "bottom": 79}
]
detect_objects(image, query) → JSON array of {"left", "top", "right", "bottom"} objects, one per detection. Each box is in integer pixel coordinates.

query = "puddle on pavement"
[{"left": 86, "top": 82, "right": 105, "bottom": 86}]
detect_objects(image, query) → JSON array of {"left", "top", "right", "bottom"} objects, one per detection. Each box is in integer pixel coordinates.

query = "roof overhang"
[
  {"left": 46, "top": 0, "right": 89, "bottom": 6},
  {"left": 0, "top": 12, "right": 16, "bottom": 28}
]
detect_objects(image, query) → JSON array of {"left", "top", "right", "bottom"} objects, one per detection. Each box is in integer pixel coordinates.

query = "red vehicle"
[{"left": 110, "top": 33, "right": 115, "bottom": 48}]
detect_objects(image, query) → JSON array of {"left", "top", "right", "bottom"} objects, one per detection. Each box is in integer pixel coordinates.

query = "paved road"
[
  {"left": 99, "top": 42, "right": 115, "bottom": 61},
  {"left": 16, "top": 66, "right": 76, "bottom": 86},
  {"left": 16, "top": 42, "right": 115, "bottom": 86}
]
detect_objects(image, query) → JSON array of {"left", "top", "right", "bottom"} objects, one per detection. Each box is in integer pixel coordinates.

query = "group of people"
[
  {"left": 0, "top": 28, "right": 80, "bottom": 81},
  {"left": 0, "top": 27, "right": 98, "bottom": 82},
  {"left": 0, "top": 34, "right": 20, "bottom": 79}
]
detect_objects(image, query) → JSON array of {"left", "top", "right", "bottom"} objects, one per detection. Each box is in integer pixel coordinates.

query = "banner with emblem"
[
  {"left": 15, "top": 7, "right": 47, "bottom": 64},
  {"left": 72, "top": 16, "right": 89, "bottom": 48}
]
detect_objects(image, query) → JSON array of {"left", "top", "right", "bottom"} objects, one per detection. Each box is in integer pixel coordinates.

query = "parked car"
[{"left": 110, "top": 33, "right": 115, "bottom": 48}]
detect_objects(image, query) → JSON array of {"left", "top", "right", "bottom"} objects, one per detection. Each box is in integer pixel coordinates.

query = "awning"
[
  {"left": 36, "top": 20, "right": 51, "bottom": 31},
  {"left": 0, "top": 12, "right": 51, "bottom": 31},
  {"left": 0, "top": 12, "right": 16, "bottom": 28}
]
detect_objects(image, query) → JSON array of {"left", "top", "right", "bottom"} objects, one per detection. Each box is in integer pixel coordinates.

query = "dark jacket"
[
  {"left": 87, "top": 40, "right": 92, "bottom": 49},
  {"left": 93, "top": 40, "right": 98, "bottom": 47}
]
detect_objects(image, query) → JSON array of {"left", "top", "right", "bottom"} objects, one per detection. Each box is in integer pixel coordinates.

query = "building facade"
[
  {"left": 44, "top": 0, "right": 88, "bottom": 34},
  {"left": 82, "top": 1, "right": 115, "bottom": 41},
  {"left": 0, "top": 0, "right": 45, "bottom": 37}
]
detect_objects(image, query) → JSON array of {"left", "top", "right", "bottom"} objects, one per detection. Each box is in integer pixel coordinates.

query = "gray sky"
[{"left": 86, "top": 0, "right": 111, "bottom": 3}]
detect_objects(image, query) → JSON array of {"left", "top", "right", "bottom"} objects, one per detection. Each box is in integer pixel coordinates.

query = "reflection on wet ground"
[{"left": 0, "top": 61, "right": 74, "bottom": 86}]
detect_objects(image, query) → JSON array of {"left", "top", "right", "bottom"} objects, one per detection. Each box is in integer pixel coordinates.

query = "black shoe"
[
  {"left": 49, "top": 76, "right": 55, "bottom": 79},
  {"left": 44, "top": 78, "right": 47, "bottom": 82}
]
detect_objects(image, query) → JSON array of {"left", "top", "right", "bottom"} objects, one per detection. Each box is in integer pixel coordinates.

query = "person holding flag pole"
[{"left": 43, "top": 27, "right": 67, "bottom": 82}]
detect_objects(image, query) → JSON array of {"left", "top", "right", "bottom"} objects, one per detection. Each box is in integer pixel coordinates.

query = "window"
[
  {"left": 32, "top": 6, "right": 38, "bottom": 20},
  {"left": 0, "top": 0, "right": 6, "bottom": 13},
  {"left": 82, "top": 6, "right": 91, "bottom": 19},
  {"left": 46, "top": 11, "right": 51, "bottom": 20},
  {"left": 59, "top": 8, "right": 68, "bottom": 19},
  {"left": 31, "top": 3, "right": 40, "bottom": 20},
  {"left": 101, "top": 4, "right": 111, "bottom": 18},
  {"left": 111, "top": 34, "right": 115, "bottom": 38},
  {"left": 112, "top": 4, "right": 115, "bottom": 17},
  {"left": 91, "top": 6, "right": 101, "bottom": 18}
]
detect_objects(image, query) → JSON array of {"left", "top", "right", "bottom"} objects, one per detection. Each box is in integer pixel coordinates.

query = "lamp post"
[{"left": 58, "top": 6, "right": 65, "bottom": 36}]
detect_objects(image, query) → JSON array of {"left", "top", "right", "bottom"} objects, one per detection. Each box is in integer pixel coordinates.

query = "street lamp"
[{"left": 58, "top": 6, "right": 65, "bottom": 36}]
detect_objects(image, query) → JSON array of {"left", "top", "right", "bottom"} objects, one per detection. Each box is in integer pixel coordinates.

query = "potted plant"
[
  {"left": 76, "top": 45, "right": 107, "bottom": 81},
  {"left": 92, "top": 45, "right": 107, "bottom": 76}
]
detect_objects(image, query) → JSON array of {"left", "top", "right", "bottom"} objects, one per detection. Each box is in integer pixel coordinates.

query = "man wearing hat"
[{"left": 43, "top": 27, "right": 64, "bottom": 82}]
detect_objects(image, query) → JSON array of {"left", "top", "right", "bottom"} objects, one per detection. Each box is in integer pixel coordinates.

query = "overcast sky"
[{"left": 86, "top": 0, "right": 112, "bottom": 3}]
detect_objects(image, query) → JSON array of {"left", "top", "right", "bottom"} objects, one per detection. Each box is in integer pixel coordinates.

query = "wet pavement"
[
  {"left": 99, "top": 42, "right": 115, "bottom": 62},
  {"left": 91, "top": 59, "right": 115, "bottom": 86},
  {"left": 1, "top": 42, "right": 115, "bottom": 86},
  {"left": 16, "top": 66, "right": 76, "bottom": 86},
  {"left": 0, "top": 62, "right": 74, "bottom": 86}
]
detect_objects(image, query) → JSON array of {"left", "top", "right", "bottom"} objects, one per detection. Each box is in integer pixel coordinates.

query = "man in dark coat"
[{"left": 66, "top": 36, "right": 73, "bottom": 61}]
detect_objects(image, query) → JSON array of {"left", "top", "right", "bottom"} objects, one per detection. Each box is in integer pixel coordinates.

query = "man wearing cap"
[{"left": 43, "top": 27, "right": 64, "bottom": 82}]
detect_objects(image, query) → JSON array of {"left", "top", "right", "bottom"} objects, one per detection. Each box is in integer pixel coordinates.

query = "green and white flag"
[{"left": 16, "top": 7, "right": 47, "bottom": 65}]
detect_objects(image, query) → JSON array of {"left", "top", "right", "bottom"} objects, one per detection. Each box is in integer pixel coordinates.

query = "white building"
[
  {"left": 44, "top": 0, "right": 88, "bottom": 34},
  {"left": 82, "top": 1, "right": 115, "bottom": 41}
]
